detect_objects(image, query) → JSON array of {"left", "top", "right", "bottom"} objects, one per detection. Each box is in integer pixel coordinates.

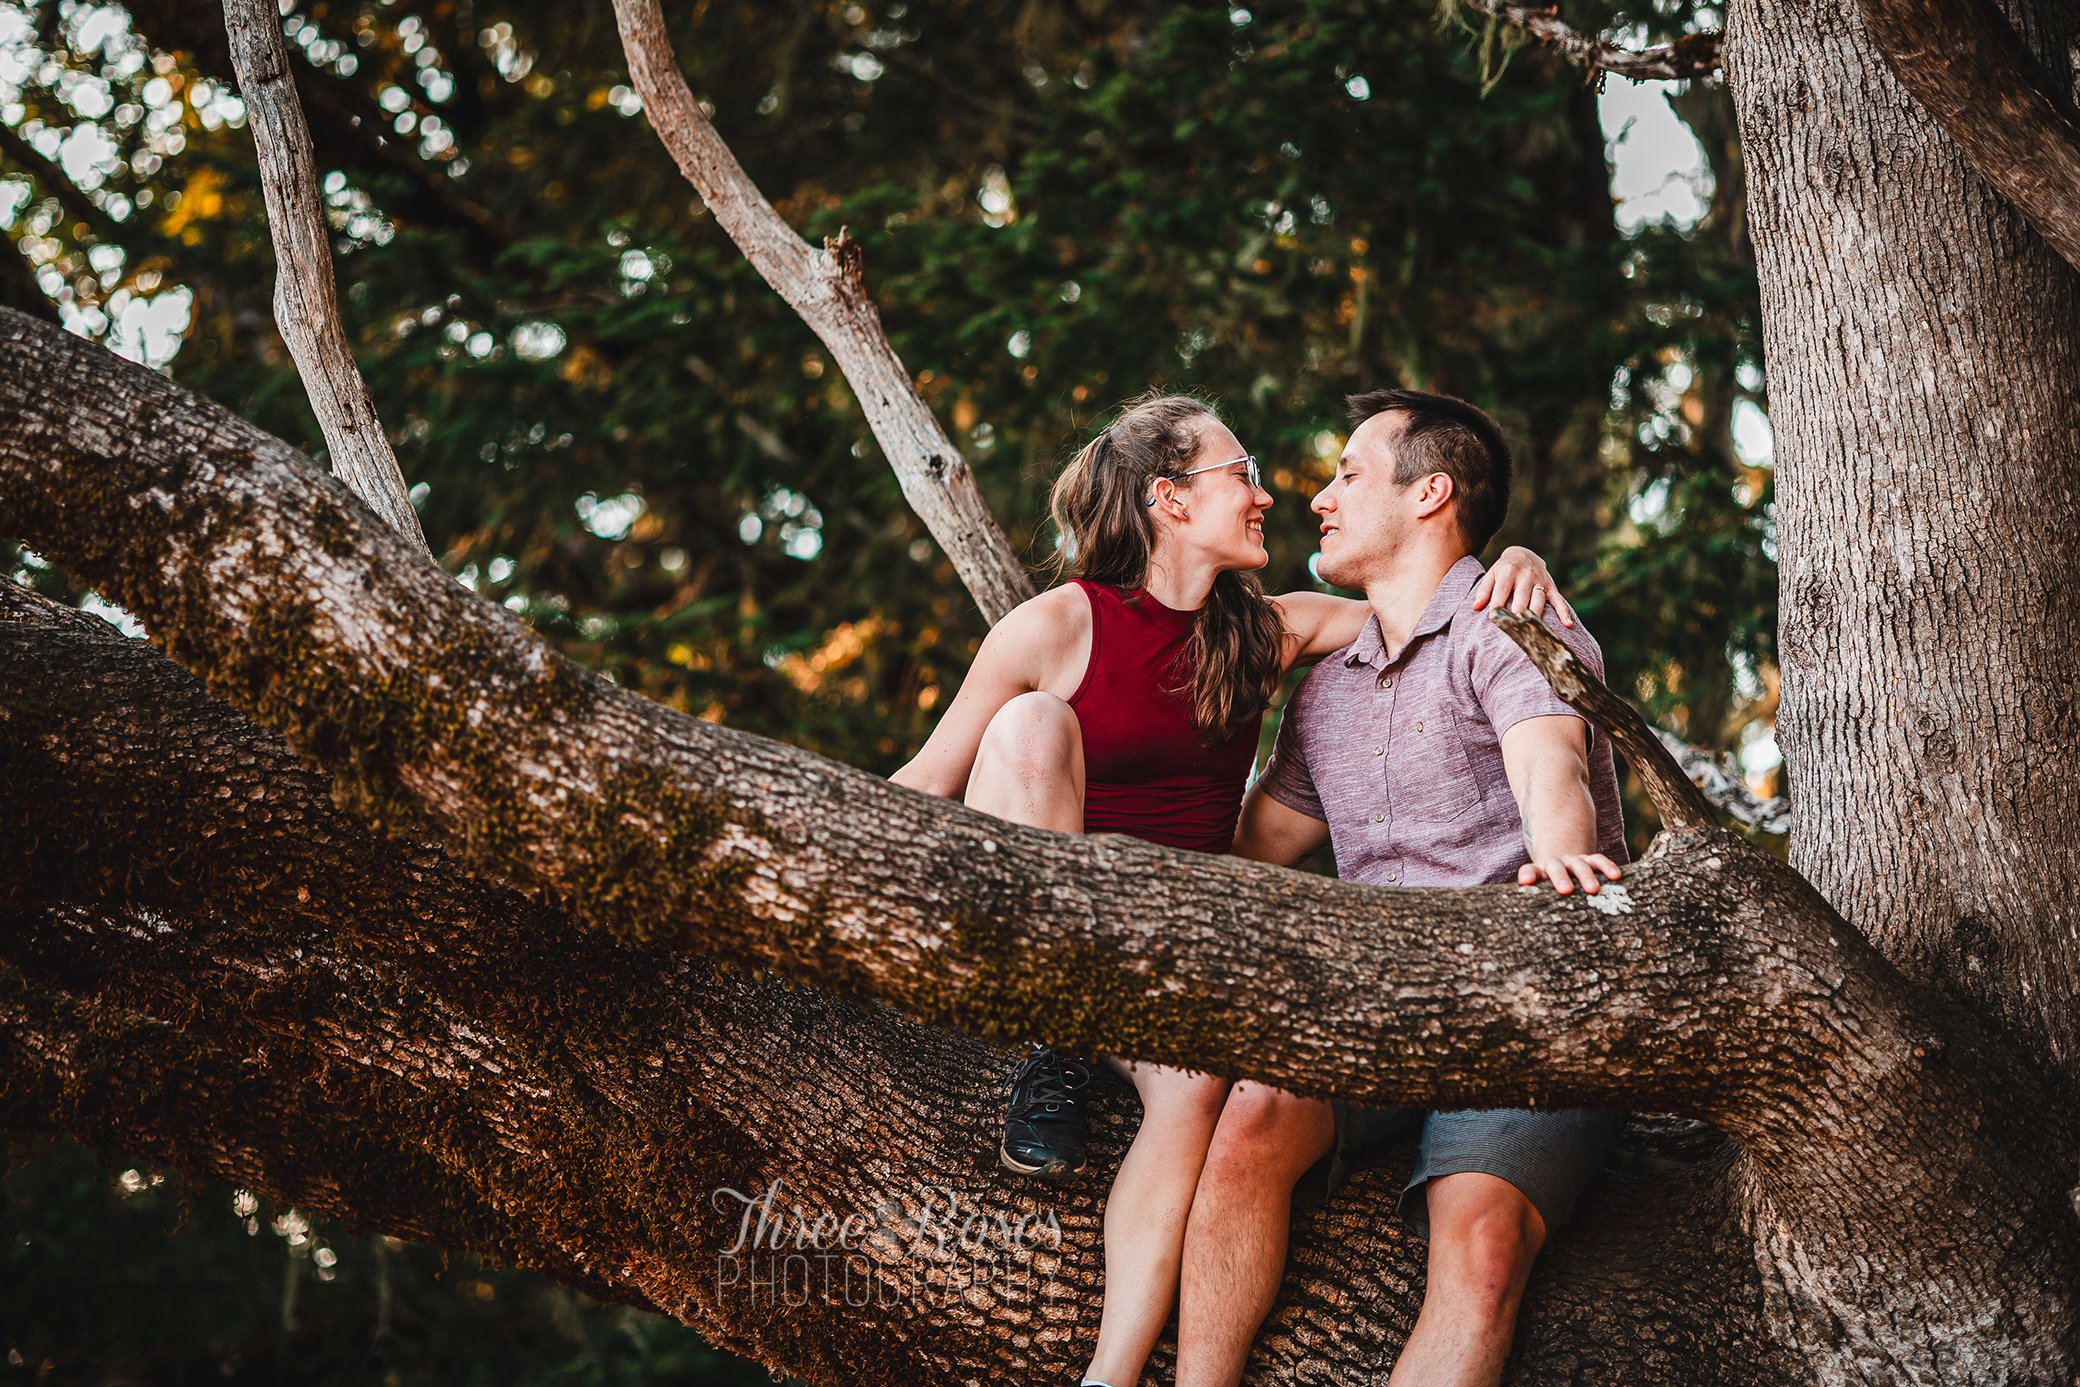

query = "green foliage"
[{"left": 6, "top": 0, "right": 1769, "bottom": 768}]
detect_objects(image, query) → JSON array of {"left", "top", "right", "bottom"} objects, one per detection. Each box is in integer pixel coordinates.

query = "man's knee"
[
  {"left": 1421, "top": 1174, "right": 1546, "bottom": 1322},
  {"left": 1201, "top": 1083, "right": 1334, "bottom": 1183},
  {"left": 976, "top": 692, "right": 1080, "bottom": 780}
]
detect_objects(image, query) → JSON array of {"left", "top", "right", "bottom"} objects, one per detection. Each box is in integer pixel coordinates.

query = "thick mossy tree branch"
[
  {"left": 1451, "top": 0, "right": 1724, "bottom": 80},
  {"left": 0, "top": 311, "right": 1925, "bottom": 1149},
  {"left": 220, "top": 0, "right": 427, "bottom": 549},
  {"left": 1859, "top": 0, "right": 2080, "bottom": 275},
  {"left": 608, "top": 0, "right": 1034, "bottom": 624},
  {"left": 0, "top": 586, "right": 1793, "bottom": 1386}
]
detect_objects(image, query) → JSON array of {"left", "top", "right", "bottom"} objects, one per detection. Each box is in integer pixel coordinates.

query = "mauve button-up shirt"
[{"left": 1259, "top": 556, "right": 1627, "bottom": 888}]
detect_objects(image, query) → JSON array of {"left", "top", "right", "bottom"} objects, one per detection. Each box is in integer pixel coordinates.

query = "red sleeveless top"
[{"left": 1067, "top": 579, "right": 1263, "bottom": 854}]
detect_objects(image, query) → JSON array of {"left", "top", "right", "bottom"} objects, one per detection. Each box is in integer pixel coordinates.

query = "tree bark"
[
  {"left": 1727, "top": 0, "right": 2080, "bottom": 1080},
  {"left": 1858, "top": 0, "right": 2080, "bottom": 274},
  {"left": 3, "top": 305, "right": 2078, "bottom": 1380}
]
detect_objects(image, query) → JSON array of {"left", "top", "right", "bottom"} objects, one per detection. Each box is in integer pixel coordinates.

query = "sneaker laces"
[{"left": 1016, "top": 1051, "right": 1090, "bottom": 1113}]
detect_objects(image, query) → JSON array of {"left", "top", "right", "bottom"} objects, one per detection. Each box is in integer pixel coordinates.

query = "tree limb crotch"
[
  {"left": 220, "top": 0, "right": 427, "bottom": 550},
  {"left": 1859, "top": 0, "right": 2080, "bottom": 275},
  {"left": 607, "top": 0, "right": 1033, "bottom": 623}
]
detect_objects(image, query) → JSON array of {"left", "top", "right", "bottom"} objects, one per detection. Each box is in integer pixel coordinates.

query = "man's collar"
[{"left": 1343, "top": 555, "right": 1486, "bottom": 669}]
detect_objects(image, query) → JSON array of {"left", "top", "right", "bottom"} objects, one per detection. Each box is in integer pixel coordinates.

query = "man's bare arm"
[
  {"left": 1233, "top": 784, "right": 1332, "bottom": 866},
  {"left": 1498, "top": 714, "right": 1622, "bottom": 895}
]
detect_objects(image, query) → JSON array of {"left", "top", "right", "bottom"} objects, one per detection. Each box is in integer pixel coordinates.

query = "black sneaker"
[{"left": 999, "top": 1046, "right": 1092, "bottom": 1181}]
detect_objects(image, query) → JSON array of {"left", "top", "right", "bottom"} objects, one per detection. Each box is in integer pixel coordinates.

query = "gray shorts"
[{"left": 1296, "top": 1101, "right": 1623, "bottom": 1239}]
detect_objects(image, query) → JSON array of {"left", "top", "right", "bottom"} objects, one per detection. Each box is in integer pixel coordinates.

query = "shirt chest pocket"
[{"left": 1392, "top": 702, "right": 1485, "bottom": 826}]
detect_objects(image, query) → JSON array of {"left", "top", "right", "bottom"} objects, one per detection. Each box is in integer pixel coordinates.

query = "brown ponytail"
[{"left": 1048, "top": 393, "right": 1284, "bottom": 743}]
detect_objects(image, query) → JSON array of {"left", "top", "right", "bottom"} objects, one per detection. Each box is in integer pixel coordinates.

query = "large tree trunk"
[
  {"left": 1726, "top": 0, "right": 2080, "bottom": 1378},
  {"left": 1727, "top": 0, "right": 2080, "bottom": 1075},
  {"left": 2, "top": 294, "right": 2077, "bottom": 1382}
]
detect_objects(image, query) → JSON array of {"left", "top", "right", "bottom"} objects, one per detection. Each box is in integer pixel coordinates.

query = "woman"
[{"left": 890, "top": 393, "right": 1567, "bottom": 1387}]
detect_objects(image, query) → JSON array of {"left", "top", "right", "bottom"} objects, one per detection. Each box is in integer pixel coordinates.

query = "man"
[{"left": 1170, "top": 389, "right": 1627, "bottom": 1387}]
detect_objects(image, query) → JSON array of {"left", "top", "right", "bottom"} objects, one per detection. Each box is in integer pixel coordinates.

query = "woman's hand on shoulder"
[
  {"left": 887, "top": 584, "right": 1091, "bottom": 799},
  {"left": 1268, "top": 591, "right": 1371, "bottom": 666},
  {"left": 1473, "top": 546, "right": 1575, "bottom": 627}
]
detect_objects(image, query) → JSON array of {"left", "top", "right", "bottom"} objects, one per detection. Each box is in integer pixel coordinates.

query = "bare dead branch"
[
  {"left": 608, "top": 0, "right": 1035, "bottom": 623},
  {"left": 1859, "top": 0, "right": 2080, "bottom": 275},
  {"left": 1491, "top": 609, "right": 1716, "bottom": 830},
  {"left": 1654, "top": 728, "right": 1788, "bottom": 835},
  {"left": 1452, "top": 0, "right": 1724, "bottom": 81},
  {"left": 220, "top": 0, "right": 427, "bottom": 550}
]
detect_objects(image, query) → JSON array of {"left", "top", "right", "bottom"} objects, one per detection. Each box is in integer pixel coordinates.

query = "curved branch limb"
[
  {"left": 608, "top": 0, "right": 1034, "bottom": 623},
  {"left": 1451, "top": 0, "right": 1725, "bottom": 81},
  {"left": 0, "top": 312, "right": 1914, "bottom": 1146},
  {"left": 1859, "top": 0, "right": 2080, "bottom": 275},
  {"left": 1491, "top": 609, "right": 1716, "bottom": 830},
  {"left": 220, "top": 0, "right": 427, "bottom": 550}
]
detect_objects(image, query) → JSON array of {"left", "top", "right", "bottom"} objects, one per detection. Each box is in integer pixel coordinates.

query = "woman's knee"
[
  {"left": 974, "top": 692, "right": 1082, "bottom": 783},
  {"left": 1126, "top": 1063, "right": 1232, "bottom": 1132}
]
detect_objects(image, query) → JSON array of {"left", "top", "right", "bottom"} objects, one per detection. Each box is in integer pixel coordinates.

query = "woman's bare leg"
[
  {"left": 963, "top": 691, "right": 1084, "bottom": 832},
  {"left": 1081, "top": 1059, "right": 1233, "bottom": 1387},
  {"left": 970, "top": 692, "right": 1213, "bottom": 1385}
]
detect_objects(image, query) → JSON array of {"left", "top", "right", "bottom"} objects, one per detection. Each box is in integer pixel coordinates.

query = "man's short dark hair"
[{"left": 1346, "top": 388, "right": 1512, "bottom": 553}]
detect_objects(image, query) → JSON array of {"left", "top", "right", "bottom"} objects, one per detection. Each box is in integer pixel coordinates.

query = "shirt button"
[
  {"left": 1383, "top": 678, "right": 1394, "bottom": 689},
  {"left": 1417, "top": 721, "right": 1426, "bottom": 732},
  {"left": 1374, "top": 812, "right": 1386, "bottom": 823},
  {"left": 1386, "top": 871, "right": 1401, "bottom": 884},
  {"left": 1373, "top": 745, "right": 1384, "bottom": 756}
]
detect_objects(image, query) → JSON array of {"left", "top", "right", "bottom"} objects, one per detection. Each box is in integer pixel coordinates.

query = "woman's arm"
[
  {"left": 1267, "top": 545, "right": 1574, "bottom": 668},
  {"left": 1472, "top": 545, "right": 1575, "bottom": 627},
  {"left": 888, "top": 584, "right": 1090, "bottom": 799}
]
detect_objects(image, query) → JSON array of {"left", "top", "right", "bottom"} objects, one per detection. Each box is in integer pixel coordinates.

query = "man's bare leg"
[
  {"left": 1171, "top": 1083, "right": 1336, "bottom": 1387},
  {"left": 1080, "top": 1060, "right": 1231, "bottom": 1387},
  {"left": 1385, "top": 1172, "right": 1546, "bottom": 1387}
]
